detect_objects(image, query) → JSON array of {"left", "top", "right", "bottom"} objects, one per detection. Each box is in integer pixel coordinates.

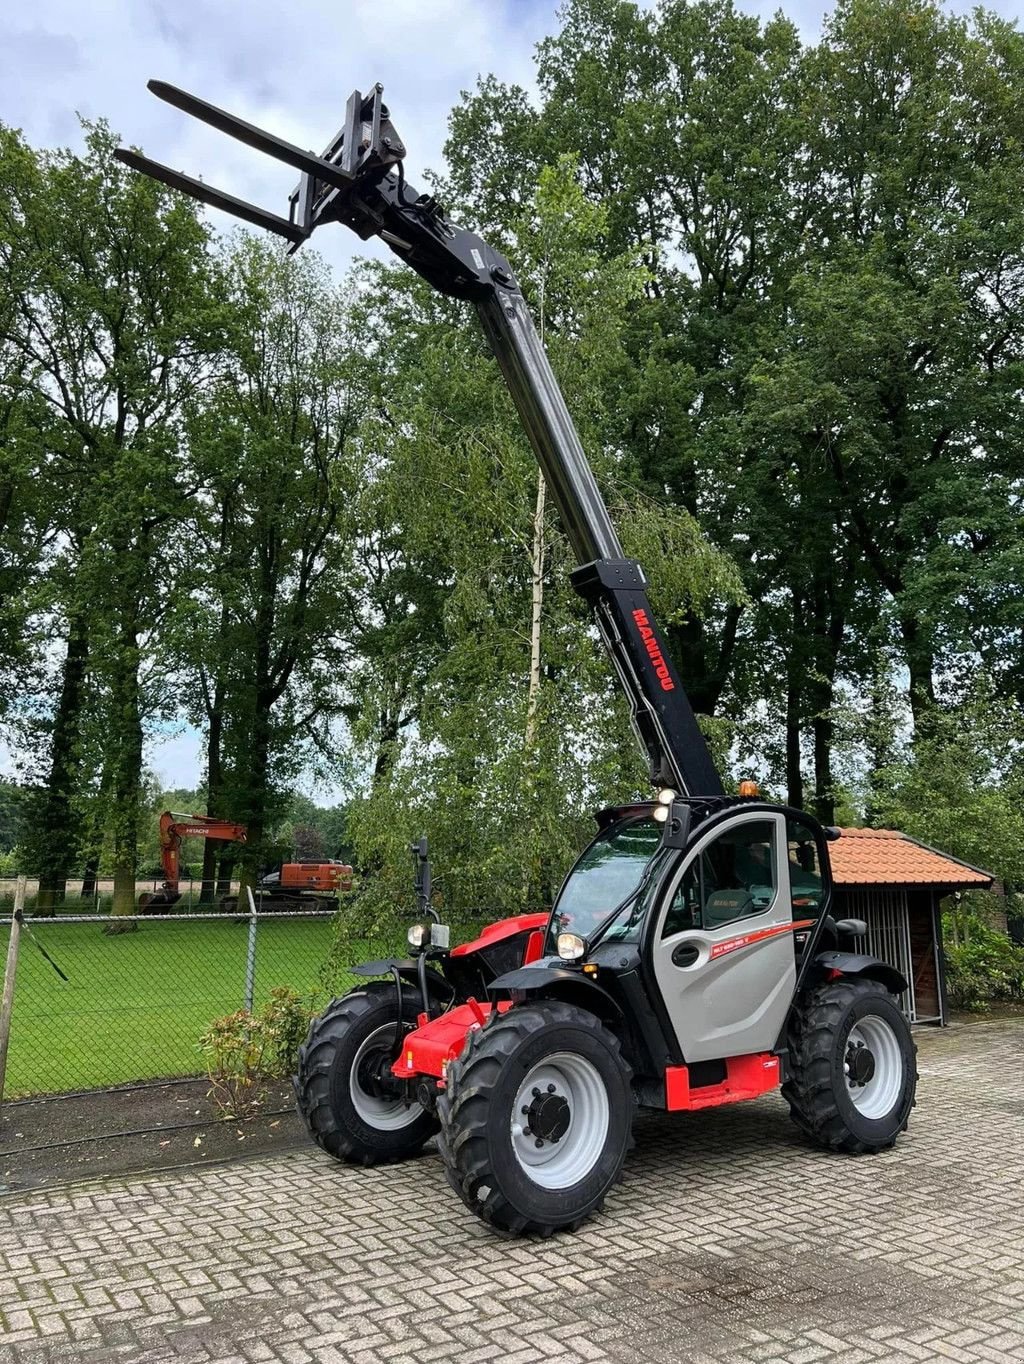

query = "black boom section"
[
  {"left": 114, "top": 80, "right": 723, "bottom": 798},
  {"left": 571, "top": 560, "right": 723, "bottom": 795}
]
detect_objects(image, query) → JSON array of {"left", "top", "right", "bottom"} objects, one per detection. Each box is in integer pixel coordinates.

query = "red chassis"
[{"left": 390, "top": 913, "right": 782, "bottom": 1113}]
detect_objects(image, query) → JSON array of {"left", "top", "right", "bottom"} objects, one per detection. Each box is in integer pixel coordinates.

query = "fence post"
[
  {"left": 0, "top": 876, "right": 26, "bottom": 1110},
  {"left": 244, "top": 886, "right": 258, "bottom": 1012}
]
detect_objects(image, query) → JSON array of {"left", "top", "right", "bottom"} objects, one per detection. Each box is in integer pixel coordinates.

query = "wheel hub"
[
  {"left": 845, "top": 1039, "right": 876, "bottom": 1087},
  {"left": 526, "top": 1090, "right": 571, "bottom": 1143},
  {"left": 356, "top": 1047, "right": 400, "bottom": 1101},
  {"left": 510, "top": 1053, "right": 611, "bottom": 1189}
]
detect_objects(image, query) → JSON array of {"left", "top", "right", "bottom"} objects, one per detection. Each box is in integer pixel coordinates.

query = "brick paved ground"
[{"left": 0, "top": 1017, "right": 1021, "bottom": 1364}]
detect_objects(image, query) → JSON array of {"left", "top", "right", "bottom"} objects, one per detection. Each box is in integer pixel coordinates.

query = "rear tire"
[
  {"left": 438, "top": 1001, "right": 632, "bottom": 1237},
  {"left": 294, "top": 983, "right": 439, "bottom": 1165},
  {"left": 783, "top": 977, "right": 917, "bottom": 1153}
]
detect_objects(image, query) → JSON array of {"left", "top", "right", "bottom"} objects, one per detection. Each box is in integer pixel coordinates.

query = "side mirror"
[{"left": 835, "top": 917, "right": 867, "bottom": 939}]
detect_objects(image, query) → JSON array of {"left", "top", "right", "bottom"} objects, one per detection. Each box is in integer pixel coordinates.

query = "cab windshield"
[{"left": 550, "top": 817, "right": 662, "bottom": 946}]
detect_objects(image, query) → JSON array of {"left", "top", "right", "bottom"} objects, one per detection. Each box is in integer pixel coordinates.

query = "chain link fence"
[
  {"left": 0, "top": 873, "right": 249, "bottom": 916},
  {"left": 0, "top": 889, "right": 397, "bottom": 1100},
  {"left": 0, "top": 877, "right": 541, "bottom": 1101}
]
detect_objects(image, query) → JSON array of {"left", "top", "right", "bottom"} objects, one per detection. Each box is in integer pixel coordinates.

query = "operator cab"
[
  {"left": 549, "top": 800, "right": 830, "bottom": 957},
  {"left": 542, "top": 798, "right": 836, "bottom": 1071}
]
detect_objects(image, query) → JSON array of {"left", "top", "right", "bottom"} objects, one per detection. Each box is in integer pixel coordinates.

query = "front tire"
[
  {"left": 438, "top": 1001, "right": 632, "bottom": 1237},
  {"left": 783, "top": 977, "right": 917, "bottom": 1153},
  {"left": 294, "top": 983, "right": 439, "bottom": 1165}
]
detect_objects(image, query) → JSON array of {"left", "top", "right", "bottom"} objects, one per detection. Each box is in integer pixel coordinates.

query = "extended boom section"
[{"left": 115, "top": 81, "right": 722, "bottom": 797}]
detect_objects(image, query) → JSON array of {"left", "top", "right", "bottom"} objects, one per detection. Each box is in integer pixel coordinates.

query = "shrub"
[
  {"left": 0, "top": 847, "right": 22, "bottom": 877},
  {"left": 943, "top": 925, "right": 1024, "bottom": 1012},
  {"left": 198, "top": 986, "right": 314, "bottom": 1119}
]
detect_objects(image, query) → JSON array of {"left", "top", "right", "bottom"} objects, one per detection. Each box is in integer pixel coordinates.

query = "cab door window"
[
  {"left": 786, "top": 816, "right": 825, "bottom": 919},
  {"left": 662, "top": 819, "right": 778, "bottom": 936}
]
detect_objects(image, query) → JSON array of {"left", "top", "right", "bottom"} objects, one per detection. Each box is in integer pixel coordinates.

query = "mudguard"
[
  {"left": 351, "top": 958, "right": 453, "bottom": 1002},
  {"left": 815, "top": 950, "right": 908, "bottom": 996},
  {"left": 487, "top": 964, "right": 624, "bottom": 1020}
]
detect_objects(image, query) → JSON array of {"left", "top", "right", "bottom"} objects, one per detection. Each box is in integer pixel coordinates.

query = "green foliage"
[
  {"left": 870, "top": 680, "right": 1024, "bottom": 886},
  {"left": 0, "top": 781, "right": 25, "bottom": 854},
  {"left": 6, "top": 0, "right": 1024, "bottom": 932},
  {"left": 337, "top": 154, "right": 741, "bottom": 915},
  {"left": 197, "top": 986, "right": 314, "bottom": 1119},
  {"left": 1, "top": 118, "right": 225, "bottom": 911},
  {"left": 0, "top": 847, "right": 21, "bottom": 876},
  {"left": 443, "top": 0, "right": 1024, "bottom": 826},
  {"left": 182, "top": 236, "right": 364, "bottom": 883},
  {"left": 942, "top": 917, "right": 1024, "bottom": 1012}
]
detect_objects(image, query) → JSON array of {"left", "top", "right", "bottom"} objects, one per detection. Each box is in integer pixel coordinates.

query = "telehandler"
[{"left": 117, "top": 81, "right": 917, "bottom": 1236}]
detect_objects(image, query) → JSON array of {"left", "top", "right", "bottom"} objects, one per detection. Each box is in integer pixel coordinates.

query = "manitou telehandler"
[{"left": 118, "top": 81, "right": 917, "bottom": 1236}]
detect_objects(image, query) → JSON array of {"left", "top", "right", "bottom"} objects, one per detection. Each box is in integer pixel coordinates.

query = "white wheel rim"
[
  {"left": 845, "top": 1015, "right": 904, "bottom": 1119},
  {"left": 349, "top": 1025, "right": 423, "bottom": 1130},
  {"left": 510, "top": 1052, "right": 610, "bottom": 1190}
]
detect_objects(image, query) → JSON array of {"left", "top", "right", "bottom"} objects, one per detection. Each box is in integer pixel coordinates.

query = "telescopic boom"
[{"left": 115, "top": 81, "right": 723, "bottom": 797}]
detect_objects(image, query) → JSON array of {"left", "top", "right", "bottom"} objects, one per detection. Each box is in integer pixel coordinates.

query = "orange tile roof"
[{"left": 830, "top": 827, "right": 992, "bottom": 888}]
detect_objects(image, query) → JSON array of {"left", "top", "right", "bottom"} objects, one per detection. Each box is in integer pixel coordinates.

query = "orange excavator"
[{"left": 139, "top": 811, "right": 353, "bottom": 911}]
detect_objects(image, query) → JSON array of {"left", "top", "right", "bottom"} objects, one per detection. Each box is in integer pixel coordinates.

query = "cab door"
[{"left": 648, "top": 811, "right": 795, "bottom": 1063}]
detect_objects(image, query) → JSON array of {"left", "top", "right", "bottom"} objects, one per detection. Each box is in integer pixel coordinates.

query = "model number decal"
[
  {"left": 631, "top": 608, "right": 675, "bottom": 692},
  {"left": 710, "top": 919, "right": 816, "bottom": 960}
]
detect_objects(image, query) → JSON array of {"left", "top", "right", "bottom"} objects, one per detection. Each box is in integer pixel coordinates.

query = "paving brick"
[{"left": 0, "top": 1019, "right": 1022, "bottom": 1363}]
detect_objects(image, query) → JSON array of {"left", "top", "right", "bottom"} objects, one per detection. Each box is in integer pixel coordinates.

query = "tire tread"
[
  {"left": 437, "top": 1000, "right": 631, "bottom": 1237},
  {"left": 782, "top": 977, "right": 916, "bottom": 1154},
  {"left": 294, "top": 982, "right": 437, "bottom": 1165}
]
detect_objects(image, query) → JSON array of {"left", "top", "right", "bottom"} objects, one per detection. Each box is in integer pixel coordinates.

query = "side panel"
[
  {"left": 665, "top": 1053, "right": 781, "bottom": 1110},
  {"left": 650, "top": 812, "right": 797, "bottom": 1063},
  {"left": 393, "top": 1001, "right": 513, "bottom": 1079}
]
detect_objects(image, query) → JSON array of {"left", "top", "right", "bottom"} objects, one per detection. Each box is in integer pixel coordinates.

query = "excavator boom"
[{"left": 138, "top": 810, "right": 249, "bottom": 910}]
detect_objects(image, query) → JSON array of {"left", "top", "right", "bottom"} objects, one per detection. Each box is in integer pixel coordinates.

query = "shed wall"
[{"left": 833, "top": 886, "right": 946, "bottom": 1024}]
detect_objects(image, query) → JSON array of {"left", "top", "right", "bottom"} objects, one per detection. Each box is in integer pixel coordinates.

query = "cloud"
[
  {"left": 0, "top": 1, "right": 558, "bottom": 274},
  {"left": 5, "top": 1, "right": 1015, "bottom": 274}
]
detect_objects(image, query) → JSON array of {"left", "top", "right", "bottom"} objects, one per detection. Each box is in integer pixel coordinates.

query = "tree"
[
  {"left": 185, "top": 237, "right": 362, "bottom": 889},
  {"left": 442, "top": 0, "right": 1024, "bottom": 822},
  {"left": 778, "top": 0, "right": 1024, "bottom": 732},
  {"left": 341, "top": 156, "right": 741, "bottom": 910},
  {"left": 0, "top": 121, "right": 223, "bottom": 913},
  {"left": 0, "top": 780, "right": 25, "bottom": 854},
  {"left": 870, "top": 678, "right": 1024, "bottom": 889}
]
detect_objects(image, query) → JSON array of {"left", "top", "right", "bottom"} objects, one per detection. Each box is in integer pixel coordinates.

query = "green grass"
[{"left": 0, "top": 916, "right": 371, "bottom": 1098}]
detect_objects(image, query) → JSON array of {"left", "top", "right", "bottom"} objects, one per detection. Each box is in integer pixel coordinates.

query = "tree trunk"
[
  {"left": 785, "top": 591, "right": 805, "bottom": 809},
  {"left": 785, "top": 681, "right": 803, "bottom": 811},
  {"left": 34, "top": 608, "right": 89, "bottom": 915},
  {"left": 199, "top": 671, "right": 226, "bottom": 905},
  {"left": 108, "top": 611, "right": 142, "bottom": 922},
  {"left": 900, "top": 614, "right": 936, "bottom": 734},
  {"left": 667, "top": 603, "right": 742, "bottom": 717},
  {"left": 216, "top": 854, "right": 235, "bottom": 898},
  {"left": 809, "top": 576, "right": 846, "bottom": 825},
  {"left": 812, "top": 712, "right": 835, "bottom": 824},
  {"left": 79, "top": 758, "right": 113, "bottom": 902}
]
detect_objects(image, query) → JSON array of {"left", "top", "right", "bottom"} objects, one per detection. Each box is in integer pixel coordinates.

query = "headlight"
[
  {"left": 407, "top": 923, "right": 429, "bottom": 948},
  {"left": 557, "top": 932, "right": 586, "bottom": 961},
  {"left": 657, "top": 787, "right": 677, "bottom": 805},
  {"left": 652, "top": 804, "right": 670, "bottom": 823}
]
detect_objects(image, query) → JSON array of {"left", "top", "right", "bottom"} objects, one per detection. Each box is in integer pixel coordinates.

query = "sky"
[{"left": 2, "top": 0, "right": 1020, "bottom": 796}]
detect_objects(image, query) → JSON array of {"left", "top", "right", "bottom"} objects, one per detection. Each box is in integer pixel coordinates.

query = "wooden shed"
[{"left": 829, "top": 828, "right": 993, "bottom": 1026}]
